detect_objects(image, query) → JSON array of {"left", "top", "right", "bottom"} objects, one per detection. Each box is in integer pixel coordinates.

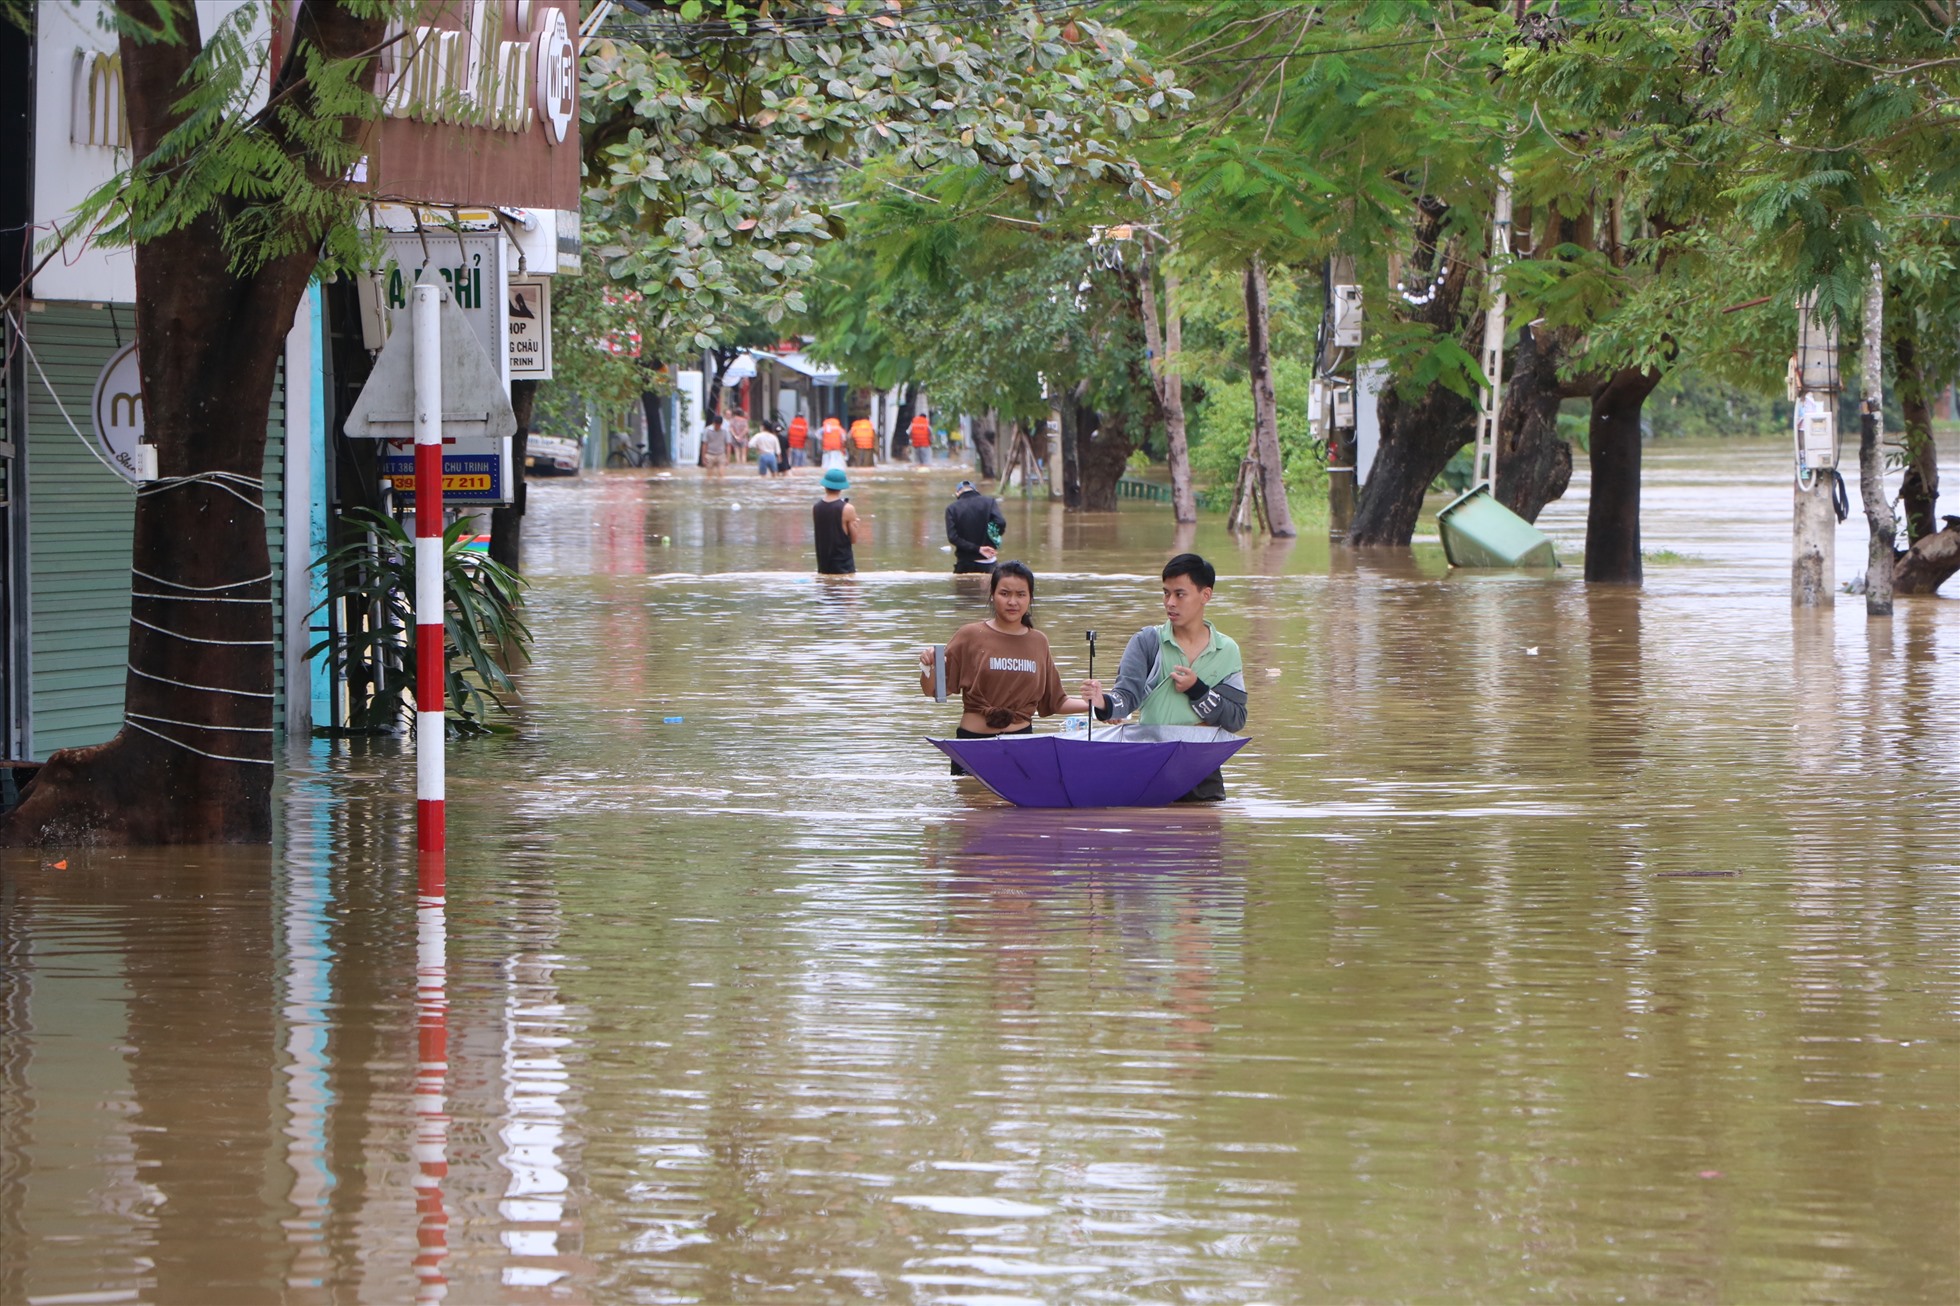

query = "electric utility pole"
[
  {"left": 1323, "top": 255, "right": 1361, "bottom": 541},
  {"left": 1792, "top": 294, "right": 1840, "bottom": 607}
]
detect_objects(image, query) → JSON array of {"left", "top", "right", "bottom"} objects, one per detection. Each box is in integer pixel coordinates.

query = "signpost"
[
  {"left": 345, "top": 283, "right": 516, "bottom": 857},
  {"left": 410, "top": 285, "right": 446, "bottom": 855}
]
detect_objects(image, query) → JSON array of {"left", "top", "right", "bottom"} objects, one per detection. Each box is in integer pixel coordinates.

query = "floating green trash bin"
[{"left": 1437, "top": 486, "right": 1559, "bottom": 568}]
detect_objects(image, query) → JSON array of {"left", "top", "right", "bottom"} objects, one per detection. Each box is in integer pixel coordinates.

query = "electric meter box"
[
  {"left": 1331, "top": 284, "right": 1363, "bottom": 348},
  {"left": 1332, "top": 387, "right": 1356, "bottom": 428},
  {"left": 1796, "top": 393, "right": 1836, "bottom": 469}
]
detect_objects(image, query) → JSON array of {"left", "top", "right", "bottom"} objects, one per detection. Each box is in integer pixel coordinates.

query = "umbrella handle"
[{"left": 1085, "top": 630, "right": 1097, "bottom": 741}]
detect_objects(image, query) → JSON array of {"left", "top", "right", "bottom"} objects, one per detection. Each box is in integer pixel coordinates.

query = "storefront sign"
[
  {"left": 373, "top": 228, "right": 509, "bottom": 389},
  {"left": 91, "top": 342, "right": 147, "bottom": 483},
  {"left": 354, "top": 0, "right": 581, "bottom": 212},
  {"left": 507, "top": 277, "right": 552, "bottom": 378},
  {"left": 534, "top": 6, "right": 577, "bottom": 144}
]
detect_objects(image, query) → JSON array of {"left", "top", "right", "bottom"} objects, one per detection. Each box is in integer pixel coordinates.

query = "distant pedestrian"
[
  {"left": 727, "top": 411, "right": 750, "bottom": 445},
  {"left": 909, "top": 411, "right": 931, "bottom": 466},
  {"left": 813, "top": 466, "right": 865, "bottom": 575},
  {"left": 700, "top": 415, "right": 732, "bottom": 478},
  {"left": 786, "top": 413, "right": 810, "bottom": 468},
  {"left": 945, "top": 479, "right": 1005, "bottom": 574},
  {"left": 820, "top": 416, "right": 847, "bottom": 472},
  {"left": 767, "top": 416, "right": 792, "bottom": 475},
  {"left": 849, "top": 416, "right": 876, "bottom": 467},
  {"left": 748, "top": 425, "right": 780, "bottom": 476}
]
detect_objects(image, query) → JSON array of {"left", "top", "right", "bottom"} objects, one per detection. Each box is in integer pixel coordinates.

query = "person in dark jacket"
[{"left": 945, "top": 480, "right": 1005, "bottom": 574}]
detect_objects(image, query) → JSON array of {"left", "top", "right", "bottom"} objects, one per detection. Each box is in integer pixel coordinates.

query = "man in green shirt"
[{"left": 1083, "top": 553, "right": 1246, "bottom": 801}]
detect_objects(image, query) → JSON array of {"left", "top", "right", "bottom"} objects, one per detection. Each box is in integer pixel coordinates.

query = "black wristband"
[{"left": 1183, "top": 676, "right": 1211, "bottom": 702}]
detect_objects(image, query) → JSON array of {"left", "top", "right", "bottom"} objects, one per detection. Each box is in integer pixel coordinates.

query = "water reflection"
[
  {"left": 2, "top": 443, "right": 1957, "bottom": 1303},
  {"left": 412, "top": 856, "right": 449, "bottom": 1302}
]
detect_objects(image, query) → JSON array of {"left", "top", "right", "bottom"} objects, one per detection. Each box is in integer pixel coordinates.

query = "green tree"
[{"left": 3, "top": 0, "right": 395, "bottom": 846}]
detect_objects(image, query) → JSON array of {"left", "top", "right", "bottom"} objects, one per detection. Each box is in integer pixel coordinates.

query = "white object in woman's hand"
[{"left": 978, "top": 545, "right": 997, "bottom": 561}]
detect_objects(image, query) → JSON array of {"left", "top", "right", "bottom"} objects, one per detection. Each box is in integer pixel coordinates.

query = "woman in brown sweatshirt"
[{"left": 920, "top": 563, "right": 1090, "bottom": 770}]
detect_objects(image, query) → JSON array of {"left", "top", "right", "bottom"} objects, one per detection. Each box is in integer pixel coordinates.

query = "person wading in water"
[
  {"left": 813, "top": 466, "right": 866, "bottom": 575},
  {"left": 918, "top": 561, "right": 1090, "bottom": 774},
  {"left": 1083, "top": 552, "right": 1247, "bottom": 800},
  {"left": 945, "top": 480, "right": 1006, "bottom": 574}
]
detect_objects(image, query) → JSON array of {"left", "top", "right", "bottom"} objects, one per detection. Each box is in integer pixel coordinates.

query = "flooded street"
[{"left": 4, "top": 439, "right": 1958, "bottom": 1303}]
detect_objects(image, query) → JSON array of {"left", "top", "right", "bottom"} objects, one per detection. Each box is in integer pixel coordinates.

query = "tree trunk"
[
  {"left": 1584, "top": 366, "right": 1660, "bottom": 585},
  {"left": 1890, "top": 328, "right": 1940, "bottom": 544},
  {"left": 641, "top": 387, "right": 672, "bottom": 467},
  {"left": 1351, "top": 198, "right": 1477, "bottom": 546},
  {"left": 1, "top": 0, "right": 388, "bottom": 846},
  {"left": 1350, "top": 382, "right": 1477, "bottom": 544},
  {"left": 1059, "top": 380, "right": 1088, "bottom": 508},
  {"left": 1242, "top": 257, "right": 1297, "bottom": 536},
  {"left": 489, "top": 379, "right": 536, "bottom": 572},
  {"left": 1138, "top": 263, "right": 1195, "bottom": 523},
  {"left": 975, "top": 412, "right": 998, "bottom": 480},
  {"left": 887, "top": 381, "right": 919, "bottom": 460},
  {"left": 1495, "top": 324, "right": 1576, "bottom": 522},
  {"left": 703, "top": 347, "right": 738, "bottom": 421},
  {"left": 1858, "top": 264, "right": 1895, "bottom": 616},
  {"left": 1893, "top": 518, "right": 1960, "bottom": 594},
  {"left": 1078, "top": 404, "right": 1133, "bottom": 510}
]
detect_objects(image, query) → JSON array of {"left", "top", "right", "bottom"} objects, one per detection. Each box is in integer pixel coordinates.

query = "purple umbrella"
[{"left": 930, "top": 724, "right": 1249, "bottom": 808}]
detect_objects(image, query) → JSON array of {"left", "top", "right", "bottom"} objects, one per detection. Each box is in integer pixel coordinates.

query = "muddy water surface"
[{"left": 3, "top": 440, "right": 1957, "bottom": 1304}]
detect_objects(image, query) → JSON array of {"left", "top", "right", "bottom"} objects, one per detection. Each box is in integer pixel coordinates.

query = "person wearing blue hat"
[{"left": 813, "top": 466, "right": 865, "bottom": 574}]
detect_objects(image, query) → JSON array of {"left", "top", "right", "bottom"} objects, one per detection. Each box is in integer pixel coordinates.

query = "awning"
[
  {"left": 722, "top": 353, "right": 758, "bottom": 382},
  {"left": 747, "top": 349, "right": 842, "bottom": 385}
]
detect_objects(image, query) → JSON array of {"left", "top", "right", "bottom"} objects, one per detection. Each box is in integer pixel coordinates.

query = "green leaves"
[
  {"left": 572, "top": 1, "right": 1182, "bottom": 356},
  {"left": 74, "top": 0, "right": 396, "bottom": 280},
  {"left": 309, "top": 508, "right": 532, "bottom": 737}
]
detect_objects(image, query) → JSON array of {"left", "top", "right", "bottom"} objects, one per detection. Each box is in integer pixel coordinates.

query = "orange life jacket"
[
  {"left": 909, "top": 414, "right": 931, "bottom": 447},
  {"left": 849, "top": 419, "right": 876, "bottom": 450},
  {"left": 787, "top": 415, "right": 809, "bottom": 448},
  {"left": 820, "top": 419, "right": 845, "bottom": 452}
]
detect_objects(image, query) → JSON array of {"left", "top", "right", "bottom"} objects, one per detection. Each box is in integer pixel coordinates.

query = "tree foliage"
[{"left": 579, "top": 0, "right": 1185, "bottom": 349}]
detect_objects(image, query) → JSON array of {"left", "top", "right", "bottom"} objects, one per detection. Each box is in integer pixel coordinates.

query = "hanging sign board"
[
  {"left": 90, "top": 342, "right": 153, "bottom": 483},
  {"left": 381, "top": 436, "right": 512, "bottom": 506},
  {"left": 507, "top": 276, "right": 552, "bottom": 379},
  {"left": 365, "top": 228, "right": 509, "bottom": 390}
]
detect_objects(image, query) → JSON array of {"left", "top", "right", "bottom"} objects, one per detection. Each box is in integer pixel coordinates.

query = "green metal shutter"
[
  {"left": 23, "top": 304, "right": 135, "bottom": 757},
  {"left": 264, "top": 356, "right": 285, "bottom": 727},
  {"left": 24, "top": 303, "right": 289, "bottom": 757}
]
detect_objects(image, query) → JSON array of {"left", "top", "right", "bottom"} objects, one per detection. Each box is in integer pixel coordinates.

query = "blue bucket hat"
[{"left": 821, "top": 467, "right": 850, "bottom": 492}]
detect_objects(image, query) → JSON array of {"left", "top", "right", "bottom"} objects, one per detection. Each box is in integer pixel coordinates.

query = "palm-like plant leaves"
[{"left": 308, "top": 508, "right": 531, "bottom": 735}]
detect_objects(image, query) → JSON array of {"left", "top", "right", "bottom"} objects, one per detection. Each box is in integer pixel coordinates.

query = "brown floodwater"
[{"left": 3, "top": 439, "right": 1958, "bottom": 1304}]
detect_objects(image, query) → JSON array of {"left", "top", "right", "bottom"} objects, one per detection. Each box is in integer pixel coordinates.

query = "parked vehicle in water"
[{"left": 525, "top": 434, "right": 583, "bottom": 476}]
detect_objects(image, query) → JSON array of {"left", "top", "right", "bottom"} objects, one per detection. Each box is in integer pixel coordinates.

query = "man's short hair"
[{"left": 1162, "top": 552, "right": 1216, "bottom": 589}]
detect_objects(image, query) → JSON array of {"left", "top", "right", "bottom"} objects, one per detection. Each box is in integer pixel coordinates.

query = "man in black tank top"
[{"left": 813, "top": 466, "right": 863, "bottom": 574}]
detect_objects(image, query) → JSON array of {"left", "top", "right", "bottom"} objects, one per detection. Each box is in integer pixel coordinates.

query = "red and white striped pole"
[{"left": 412, "top": 283, "right": 445, "bottom": 855}]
